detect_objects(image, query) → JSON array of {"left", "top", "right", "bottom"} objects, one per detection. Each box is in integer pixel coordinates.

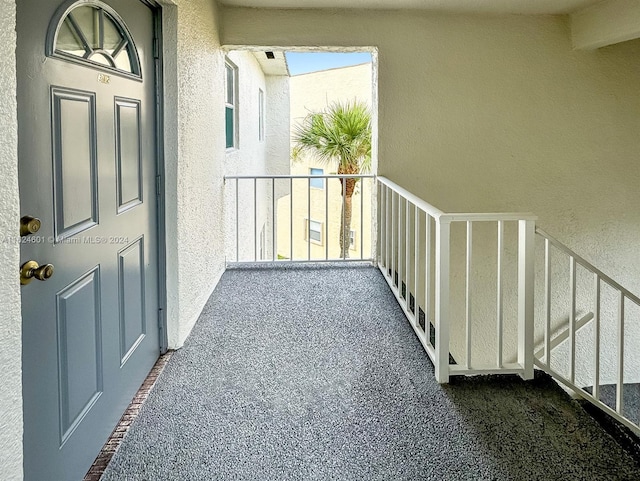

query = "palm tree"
[{"left": 292, "top": 100, "right": 372, "bottom": 258}]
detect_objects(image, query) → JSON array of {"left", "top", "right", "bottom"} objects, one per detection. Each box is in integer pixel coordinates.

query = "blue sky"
[{"left": 285, "top": 52, "right": 372, "bottom": 76}]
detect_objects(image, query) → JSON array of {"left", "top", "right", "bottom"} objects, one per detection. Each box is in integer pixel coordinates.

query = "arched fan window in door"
[{"left": 47, "top": 1, "right": 142, "bottom": 78}]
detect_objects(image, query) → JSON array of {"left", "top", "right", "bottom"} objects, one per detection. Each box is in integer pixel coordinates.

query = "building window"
[
  {"left": 225, "top": 60, "right": 238, "bottom": 149},
  {"left": 48, "top": 4, "right": 141, "bottom": 77},
  {"left": 349, "top": 230, "right": 356, "bottom": 250},
  {"left": 305, "top": 219, "right": 323, "bottom": 245},
  {"left": 258, "top": 89, "right": 265, "bottom": 141},
  {"left": 310, "top": 168, "right": 324, "bottom": 189}
]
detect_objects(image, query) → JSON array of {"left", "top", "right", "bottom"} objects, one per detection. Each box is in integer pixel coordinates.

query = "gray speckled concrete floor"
[{"left": 101, "top": 266, "right": 640, "bottom": 481}]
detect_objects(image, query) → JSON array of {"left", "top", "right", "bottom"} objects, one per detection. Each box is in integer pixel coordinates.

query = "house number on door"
[{"left": 97, "top": 73, "right": 111, "bottom": 84}]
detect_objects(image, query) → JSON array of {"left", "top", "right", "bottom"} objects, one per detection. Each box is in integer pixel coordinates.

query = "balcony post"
[
  {"left": 435, "top": 218, "right": 451, "bottom": 383},
  {"left": 518, "top": 219, "right": 535, "bottom": 380}
]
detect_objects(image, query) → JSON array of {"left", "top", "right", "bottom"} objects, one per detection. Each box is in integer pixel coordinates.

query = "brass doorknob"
[
  {"left": 20, "top": 216, "right": 41, "bottom": 237},
  {"left": 20, "top": 261, "right": 54, "bottom": 285}
]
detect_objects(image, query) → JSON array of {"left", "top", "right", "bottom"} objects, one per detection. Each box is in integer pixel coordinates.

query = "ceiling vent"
[{"left": 265, "top": 51, "right": 275, "bottom": 59}]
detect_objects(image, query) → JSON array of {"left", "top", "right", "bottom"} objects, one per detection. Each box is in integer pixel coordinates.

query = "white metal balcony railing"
[
  {"left": 534, "top": 228, "right": 640, "bottom": 435},
  {"left": 224, "top": 174, "right": 375, "bottom": 264},
  {"left": 225, "top": 174, "right": 640, "bottom": 436},
  {"left": 377, "top": 177, "right": 536, "bottom": 384}
]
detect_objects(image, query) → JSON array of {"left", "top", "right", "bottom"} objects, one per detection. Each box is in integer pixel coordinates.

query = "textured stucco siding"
[
  {"left": 163, "top": 0, "right": 227, "bottom": 348},
  {"left": 265, "top": 75, "right": 290, "bottom": 178},
  {"left": 222, "top": 50, "right": 290, "bottom": 263},
  {"left": 221, "top": 7, "right": 640, "bottom": 380},
  {"left": 0, "top": 1, "right": 22, "bottom": 479},
  {"left": 224, "top": 50, "right": 269, "bottom": 261},
  {"left": 265, "top": 75, "right": 291, "bottom": 252}
]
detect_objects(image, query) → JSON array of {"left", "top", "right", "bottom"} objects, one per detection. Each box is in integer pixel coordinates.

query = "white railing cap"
[
  {"left": 378, "top": 176, "right": 537, "bottom": 222},
  {"left": 225, "top": 174, "right": 375, "bottom": 180},
  {"left": 440, "top": 213, "right": 537, "bottom": 222}
]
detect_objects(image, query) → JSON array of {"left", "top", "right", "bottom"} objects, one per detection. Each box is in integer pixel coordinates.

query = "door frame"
[{"left": 146, "top": 0, "right": 169, "bottom": 353}]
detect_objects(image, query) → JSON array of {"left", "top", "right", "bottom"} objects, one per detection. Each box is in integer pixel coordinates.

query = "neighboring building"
[
  {"left": 223, "top": 50, "right": 290, "bottom": 262},
  {"left": 277, "top": 63, "right": 374, "bottom": 261}
]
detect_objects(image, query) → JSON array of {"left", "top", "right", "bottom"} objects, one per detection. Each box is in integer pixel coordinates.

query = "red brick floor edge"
[{"left": 83, "top": 351, "right": 174, "bottom": 481}]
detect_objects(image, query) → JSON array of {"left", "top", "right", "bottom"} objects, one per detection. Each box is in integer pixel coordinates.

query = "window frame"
[
  {"left": 349, "top": 229, "right": 356, "bottom": 251},
  {"left": 309, "top": 168, "right": 325, "bottom": 189},
  {"left": 225, "top": 59, "right": 238, "bottom": 150},
  {"left": 46, "top": 1, "right": 142, "bottom": 80},
  {"left": 304, "top": 218, "right": 324, "bottom": 246}
]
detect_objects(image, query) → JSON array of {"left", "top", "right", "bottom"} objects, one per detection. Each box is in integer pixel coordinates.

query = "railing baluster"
[
  {"left": 405, "top": 200, "right": 410, "bottom": 310},
  {"left": 517, "top": 219, "right": 535, "bottom": 380},
  {"left": 397, "top": 192, "right": 402, "bottom": 289},
  {"left": 414, "top": 204, "right": 419, "bottom": 323},
  {"left": 254, "top": 178, "right": 257, "bottom": 262},
  {"left": 272, "top": 178, "right": 275, "bottom": 262},
  {"left": 617, "top": 292, "right": 625, "bottom": 414},
  {"left": 466, "top": 221, "right": 472, "bottom": 368},
  {"left": 391, "top": 191, "right": 395, "bottom": 285},
  {"left": 289, "top": 177, "right": 293, "bottom": 262},
  {"left": 385, "top": 185, "right": 390, "bottom": 274},
  {"left": 544, "top": 238, "right": 551, "bottom": 367},
  {"left": 375, "top": 182, "right": 379, "bottom": 263},
  {"left": 235, "top": 178, "right": 239, "bottom": 262},
  {"left": 378, "top": 182, "right": 382, "bottom": 265},
  {"left": 435, "top": 219, "right": 451, "bottom": 383},
  {"left": 569, "top": 256, "right": 576, "bottom": 384},
  {"left": 342, "top": 176, "right": 347, "bottom": 260},
  {"left": 496, "top": 220, "right": 504, "bottom": 368},
  {"left": 308, "top": 177, "right": 311, "bottom": 261},
  {"left": 593, "top": 274, "right": 600, "bottom": 401},
  {"left": 360, "top": 177, "right": 364, "bottom": 259},
  {"left": 326, "top": 176, "right": 329, "bottom": 260},
  {"left": 425, "top": 213, "right": 431, "bottom": 339}
]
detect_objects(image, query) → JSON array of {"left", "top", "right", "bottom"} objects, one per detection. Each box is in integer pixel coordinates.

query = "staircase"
[{"left": 378, "top": 176, "right": 640, "bottom": 437}]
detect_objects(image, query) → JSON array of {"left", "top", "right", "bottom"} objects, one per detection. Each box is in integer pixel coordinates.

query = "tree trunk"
[
  {"left": 340, "top": 193, "right": 354, "bottom": 258},
  {"left": 338, "top": 163, "right": 358, "bottom": 259}
]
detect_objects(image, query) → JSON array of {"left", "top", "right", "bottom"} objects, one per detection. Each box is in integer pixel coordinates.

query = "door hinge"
[
  {"left": 156, "top": 175, "right": 161, "bottom": 197},
  {"left": 158, "top": 307, "right": 165, "bottom": 329},
  {"left": 153, "top": 37, "right": 160, "bottom": 59}
]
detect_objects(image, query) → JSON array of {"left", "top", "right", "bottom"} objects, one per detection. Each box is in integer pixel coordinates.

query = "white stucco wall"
[
  {"left": 0, "top": 1, "right": 22, "bottom": 478},
  {"left": 572, "top": 0, "right": 640, "bottom": 49},
  {"left": 164, "top": 0, "right": 227, "bottom": 348},
  {"left": 222, "top": 8, "right": 640, "bottom": 377},
  {"left": 225, "top": 51, "right": 268, "bottom": 178},
  {"left": 223, "top": 50, "right": 290, "bottom": 262},
  {"left": 265, "top": 75, "right": 290, "bottom": 177},
  {"left": 265, "top": 75, "right": 291, "bottom": 250},
  {"left": 225, "top": 51, "right": 269, "bottom": 261}
]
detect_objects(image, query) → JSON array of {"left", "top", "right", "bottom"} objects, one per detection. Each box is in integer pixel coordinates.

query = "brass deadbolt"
[
  {"left": 20, "top": 216, "right": 41, "bottom": 237},
  {"left": 20, "top": 261, "right": 54, "bottom": 285}
]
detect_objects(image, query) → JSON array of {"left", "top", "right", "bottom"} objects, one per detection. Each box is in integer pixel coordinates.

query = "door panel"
[
  {"left": 17, "top": 1, "right": 161, "bottom": 480},
  {"left": 52, "top": 87, "right": 99, "bottom": 239},
  {"left": 56, "top": 267, "right": 103, "bottom": 445},
  {"left": 115, "top": 98, "right": 143, "bottom": 213},
  {"left": 118, "top": 237, "right": 146, "bottom": 365}
]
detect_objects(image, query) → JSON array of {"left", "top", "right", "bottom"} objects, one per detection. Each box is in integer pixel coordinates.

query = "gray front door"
[{"left": 17, "top": 1, "right": 161, "bottom": 479}]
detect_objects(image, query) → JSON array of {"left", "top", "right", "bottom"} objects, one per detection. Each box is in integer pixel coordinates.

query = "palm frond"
[{"left": 291, "top": 99, "right": 372, "bottom": 173}]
